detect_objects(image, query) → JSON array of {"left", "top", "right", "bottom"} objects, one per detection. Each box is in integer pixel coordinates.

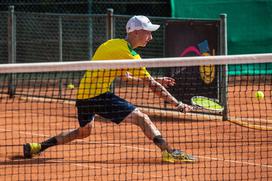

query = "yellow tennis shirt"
[{"left": 77, "top": 39, "right": 151, "bottom": 99}]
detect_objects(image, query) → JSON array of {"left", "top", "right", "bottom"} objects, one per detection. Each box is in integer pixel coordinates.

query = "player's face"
[{"left": 136, "top": 30, "right": 153, "bottom": 47}]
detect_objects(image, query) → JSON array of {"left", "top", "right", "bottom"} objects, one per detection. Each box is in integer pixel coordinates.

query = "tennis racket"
[
  {"left": 190, "top": 96, "right": 272, "bottom": 131},
  {"left": 191, "top": 96, "right": 224, "bottom": 113}
]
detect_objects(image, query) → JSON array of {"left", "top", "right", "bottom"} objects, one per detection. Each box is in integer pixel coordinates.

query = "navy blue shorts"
[{"left": 76, "top": 92, "right": 136, "bottom": 127}]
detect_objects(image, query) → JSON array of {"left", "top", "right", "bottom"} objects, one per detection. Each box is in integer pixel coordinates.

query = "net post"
[
  {"left": 7, "top": 5, "right": 16, "bottom": 98},
  {"left": 219, "top": 13, "right": 228, "bottom": 121},
  {"left": 58, "top": 16, "right": 63, "bottom": 98}
]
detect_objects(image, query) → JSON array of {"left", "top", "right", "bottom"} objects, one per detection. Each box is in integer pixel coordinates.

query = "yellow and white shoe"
[{"left": 162, "top": 149, "right": 196, "bottom": 163}]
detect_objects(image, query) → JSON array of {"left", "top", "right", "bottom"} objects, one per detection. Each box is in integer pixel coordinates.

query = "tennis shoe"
[
  {"left": 162, "top": 149, "right": 196, "bottom": 163},
  {"left": 23, "top": 143, "right": 42, "bottom": 158}
]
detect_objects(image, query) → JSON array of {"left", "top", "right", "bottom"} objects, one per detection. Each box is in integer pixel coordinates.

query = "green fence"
[
  {"left": 171, "top": 0, "right": 272, "bottom": 75},
  {"left": 228, "top": 63, "right": 272, "bottom": 76}
]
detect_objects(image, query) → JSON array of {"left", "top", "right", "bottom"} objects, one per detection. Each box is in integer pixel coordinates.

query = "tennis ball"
[
  {"left": 255, "top": 91, "right": 264, "bottom": 100},
  {"left": 67, "top": 83, "right": 75, "bottom": 89}
]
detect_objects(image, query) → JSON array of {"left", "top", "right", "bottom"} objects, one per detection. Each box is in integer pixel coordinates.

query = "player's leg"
[
  {"left": 23, "top": 99, "right": 94, "bottom": 158},
  {"left": 94, "top": 93, "right": 164, "bottom": 147},
  {"left": 101, "top": 92, "right": 196, "bottom": 163},
  {"left": 23, "top": 122, "right": 94, "bottom": 158},
  {"left": 123, "top": 108, "right": 171, "bottom": 151},
  {"left": 46, "top": 121, "right": 94, "bottom": 146},
  {"left": 124, "top": 109, "right": 196, "bottom": 163}
]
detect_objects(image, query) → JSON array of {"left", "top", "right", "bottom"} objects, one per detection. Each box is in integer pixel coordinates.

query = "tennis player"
[{"left": 23, "top": 15, "right": 196, "bottom": 163}]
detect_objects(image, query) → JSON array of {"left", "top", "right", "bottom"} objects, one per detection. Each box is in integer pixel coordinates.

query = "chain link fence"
[
  {"left": 0, "top": 0, "right": 170, "bottom": 16},
  {"left": 16, "top": 12, "right": 93, "bottom": 63},
  {"left": 0, "top": 0, "right": 171, "bottom": 64},
  {"left": 0, "top": 8, "right": 173, "bottom": 64},
  {"left": 0, "top": 3, "right": 227, "bottom": 117},
  {"left": 0, "top": 12, "right": 8, "bottom": 64}
]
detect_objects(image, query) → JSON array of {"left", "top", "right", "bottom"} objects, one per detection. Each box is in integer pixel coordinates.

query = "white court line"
[
  {"left": 229, "top": 116, "right": 272, "bottom": 123},
  {"left": 1, "top": 128, "right": 272, "bottom": 170},
  {"left": 0, "top": 128, "right": 156, "bottom": 152},
  {"left": 0, "top": 128, "right": 149, "bottom": 176},
  {"left": 49, "top": 159, "right": 144, "bottom": 176},
  {"left": 198, "top": 156, "right": 272, "bottom": 168}
]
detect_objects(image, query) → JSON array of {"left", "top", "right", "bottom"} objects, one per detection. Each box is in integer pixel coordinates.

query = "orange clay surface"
[{"left": 0, "top": 82, "right": 271, "bottom": 181}]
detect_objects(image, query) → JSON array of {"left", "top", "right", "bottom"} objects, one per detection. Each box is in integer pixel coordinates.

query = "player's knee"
[{"left": 130, "top": 109, "right": 150, "bottom": 126}]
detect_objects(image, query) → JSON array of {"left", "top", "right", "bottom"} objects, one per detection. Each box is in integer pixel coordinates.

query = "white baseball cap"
[{"left": 126, "top": 15, "right": 160, "bottom": 33}]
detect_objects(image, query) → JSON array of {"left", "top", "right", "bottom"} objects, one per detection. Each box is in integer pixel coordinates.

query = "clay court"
[
  {"left": 0, "top": 80, "right": 271, "bottom": 180},
  {"left": 0, "top": 1, "right": 271, "bottom": 180}
]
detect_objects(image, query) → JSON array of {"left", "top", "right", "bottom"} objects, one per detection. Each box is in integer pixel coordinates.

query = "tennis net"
[{"left": 0, "top": 53, "right": 271, "bottom": 180}]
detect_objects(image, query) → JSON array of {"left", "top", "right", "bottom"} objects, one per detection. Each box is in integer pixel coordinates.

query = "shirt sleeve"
[{"left": 127, "top": 67, "right": 151, "bottom": 78}]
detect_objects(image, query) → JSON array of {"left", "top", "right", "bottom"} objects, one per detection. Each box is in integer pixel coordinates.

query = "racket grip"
[{"left": 192, "top": 105, "right": 202, "bottom": 111}]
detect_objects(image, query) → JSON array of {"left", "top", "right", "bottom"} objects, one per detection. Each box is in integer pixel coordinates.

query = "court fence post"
[
  {"left": 107, "top": 8, "right": 115, "bottom": 93},
  {"left": 106, "top": 8, "right": 114, "bottom": 40},
  {"left": 58, "top": 16, "right": 63, "bottom": 98},
  {"left": 8, "top": 5, "right": 16, "bottom": 98},
  {"left": 219, "top": 14, "right": 228, "bottom": 121}
]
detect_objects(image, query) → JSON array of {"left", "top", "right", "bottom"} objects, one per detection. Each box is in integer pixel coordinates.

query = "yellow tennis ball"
[
  {"left": 67, "top": 83, "right": 75, "bottom": 89},
  {"left": 255, "top": 91, "right": 264, "bottom": 100}
]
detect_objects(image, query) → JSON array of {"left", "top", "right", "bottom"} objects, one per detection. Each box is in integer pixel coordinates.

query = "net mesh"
[{"left": 0, "top": 54, "right": 272, "bottom": 180}]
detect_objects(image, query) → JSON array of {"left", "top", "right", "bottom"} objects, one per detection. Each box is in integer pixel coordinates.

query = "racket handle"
[{"left": 192, "top": 105, "right": 202, "bottom": 111}]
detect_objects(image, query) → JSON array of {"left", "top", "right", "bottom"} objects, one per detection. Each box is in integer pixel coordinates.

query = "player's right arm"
[{"left": 121, "top": 72, "right": 193, "bottom": 113}]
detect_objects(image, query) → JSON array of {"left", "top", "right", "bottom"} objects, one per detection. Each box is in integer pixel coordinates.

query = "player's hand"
[
  {"left": 157, "top": 77, "right": 176, "bottom": 88},
  {"left": 124, "top": 72, "right": 133, "bottom": 80},
  {"left": 176, "top": 102, "right": 193, "bottom": 113}
]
